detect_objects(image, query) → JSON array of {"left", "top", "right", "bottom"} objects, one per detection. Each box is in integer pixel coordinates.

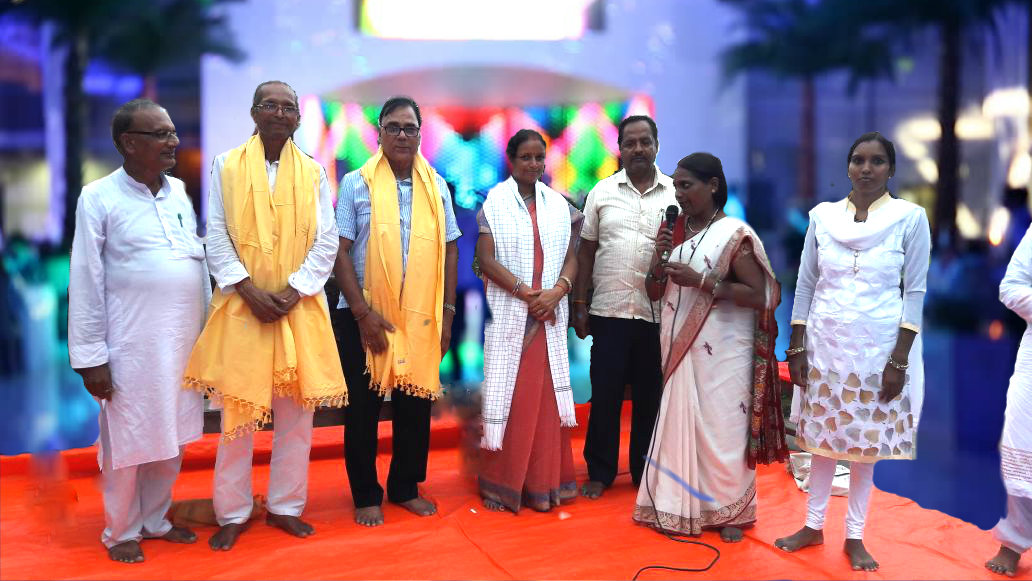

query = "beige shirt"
[{"left": 581, "top": 166, "right": 676, "bottom": 321}]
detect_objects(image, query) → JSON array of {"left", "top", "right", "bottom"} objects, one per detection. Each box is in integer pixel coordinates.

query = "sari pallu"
[
  {"left": 633, "top": 217, "right": 786, "bottom": 535},
  {"left": 661, "top": 216, "right": 788, "bottom": 468}
]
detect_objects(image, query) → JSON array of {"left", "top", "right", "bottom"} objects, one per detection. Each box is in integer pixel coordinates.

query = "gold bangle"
[
  {"left": 785, "top": 346, "right": 806, "bottom": 357},
  {"left": 558, "top": 275, "right": 573, "bottom": 292},
  {"left": 571, "top": 299, "right": 588, "bottom": 304}
]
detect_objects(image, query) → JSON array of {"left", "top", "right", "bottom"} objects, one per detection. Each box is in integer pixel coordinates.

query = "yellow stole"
[
  {"left": 360, "top": 149, "right": 445, "bottom": 399},
  {"left": 184, "top": 136, "right": 347, "bottom": 440}
]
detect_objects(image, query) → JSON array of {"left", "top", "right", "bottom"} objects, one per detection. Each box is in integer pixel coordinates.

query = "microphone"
[{"left": 660, "top": 204, "right": 679, "bottom": 262}]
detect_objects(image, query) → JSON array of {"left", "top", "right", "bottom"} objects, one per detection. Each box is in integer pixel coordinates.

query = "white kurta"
[
  {"left": 205, "top": 151, "right": 338, "bottom": 296},
  {"left": 792, "top": 195, "right": 930, "bottom": 462},
  {"left": 998, "top": 226, "right": 1032, "bottom": 500},
  {"left": 69, "top": 168, "right": 208, "bottom": 470}
]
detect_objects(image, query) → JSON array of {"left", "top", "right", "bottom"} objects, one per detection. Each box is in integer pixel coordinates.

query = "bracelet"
[
  {"left": 785, "top": 346, "right": 806, "bottom": 357},
  {"left": 887, "top": 356, "right": 909, "bottom": 370},
  {"left": 572, "top": 298, "right": 588, "bottom": 304},
  {"left": 512, "top": 278, "right": 523, "bottom": 296},
  {"left": 353, "top": 307, "right": 371, "bottom": 322},
  {"left": 557, "top": 275, "right": 574, "bottom": 293},
  {"left": 710, "top": 276, "right": 721, "bottom": 297},
  {"left": 443, "top": 302, "right": 456, "bottom": 314}
]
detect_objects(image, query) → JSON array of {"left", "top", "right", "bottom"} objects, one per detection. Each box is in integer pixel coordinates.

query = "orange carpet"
[{"left": 0, "top": 403, "right": 1016, "bottom": 580}]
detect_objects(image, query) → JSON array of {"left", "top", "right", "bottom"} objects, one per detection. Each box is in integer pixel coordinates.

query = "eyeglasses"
[
  {"left": 381, "top": 124, "right": 420, "bottom": 137},
  {"left": 126, "top": 130, "right": 178, "bottom": 142},
  {"left": 254, "top": 103, "right": 299, "bottom": 115}
]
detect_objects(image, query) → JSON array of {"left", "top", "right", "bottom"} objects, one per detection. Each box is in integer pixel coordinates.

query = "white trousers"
[
  {"left": 804, "top": 455, "right": 875, "bottom": 539},
  {"left": 213, "top": 396, "right": 314, "bottom": 525},
  {"left": 100, "top": 414, "right": 183, "bottom": 548},
  {"left": 993, "top": 494, "right": 1032, "bottom": 554}
]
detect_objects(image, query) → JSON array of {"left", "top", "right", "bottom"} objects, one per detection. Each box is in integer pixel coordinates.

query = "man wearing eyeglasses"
[
  {"left": 332, "top": 95, "right": 461, "bottom": 527},
  {"left": 183, "top": 80, "right": 347, "bottom": 550},
  {"left": 69, "top": 99, "right": 208, "bottom": 563}
]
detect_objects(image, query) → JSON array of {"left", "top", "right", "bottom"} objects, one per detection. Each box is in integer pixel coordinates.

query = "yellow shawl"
[
  {"left": 360, "top": 148, "right": 446, "bottom": 399},
  {"left": 184, "top": 136, "right": 347, "bottom": 440}
]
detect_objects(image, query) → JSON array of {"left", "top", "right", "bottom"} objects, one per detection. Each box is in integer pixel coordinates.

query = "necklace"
[{"left": 686, "top": 210, "right": 719, "bottom": 234}]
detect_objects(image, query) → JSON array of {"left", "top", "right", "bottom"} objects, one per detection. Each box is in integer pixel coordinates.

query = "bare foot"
[
  {"left": 720, "top": 526, "right": 744, "bottom": 543},
  {"left": 844, "top": 539, "right": 879, "bottom": 572},
  {"left": 396, "top": 496, "right": 437, "bottom": 517},
  {"left": 774, "top": 526, "right": 824, "bottom": 552},
  {"left": 986, "top": 545, "right": 1022, "bottom": 577},
  {"left": 209, "top": 522, "right": 249, "bottom": 551},
  {"left": 266, "top": 513, "right": 314, "bottom": 538},
  {"left": 160, "top": 526, "right": 197, "bottom": 544},
  {"left": 355, "top": 505, "right": 384, "bottom": 527},
  {"left": 482, "top": 498, "right": 508, "bottom": 512},
  {"left": 107, "top": 540, "right": 144, "bottom": 564},
  {"left": 581, "top": 481, "right": 605, "bottom": 500}
]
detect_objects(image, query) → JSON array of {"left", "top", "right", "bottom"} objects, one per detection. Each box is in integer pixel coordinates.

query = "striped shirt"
[
  {"left": 334, "top": 168, "right": 462, "bottom": 309},
  {"left": 580, "top": 167, "right": 676, "bottom": 322}
]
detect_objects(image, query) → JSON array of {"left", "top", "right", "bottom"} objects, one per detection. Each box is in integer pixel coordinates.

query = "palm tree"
[
  {"left": 1, "top": 0, "right": 245, "bottom": 249},
  {"left": 847, "top": 0, "right": 1032, "bottom": 249},
  {"left": 93, "top": 0, "right": 244, "bottom": 102},
  {"left": 2, "top": 0, "right": 126, "bottom": 249},
  {"left": 721, "top": 0, "right": 895, "bottom": 205}
]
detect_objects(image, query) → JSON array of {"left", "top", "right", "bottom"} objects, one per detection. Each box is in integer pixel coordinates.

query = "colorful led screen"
[{"left": 296, "top": 94, "right": 655, "bottom": 209}]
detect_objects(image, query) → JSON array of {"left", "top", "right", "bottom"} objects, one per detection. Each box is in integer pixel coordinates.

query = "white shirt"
[
  {"left": 68, "top": 167, "right": 207, "bottom": 469},
  {"left": 206, "top": 151, "right": 337, "bottom": 296},
  {"left": 580, "top": 167, "right": 676, "bottom": 321}
]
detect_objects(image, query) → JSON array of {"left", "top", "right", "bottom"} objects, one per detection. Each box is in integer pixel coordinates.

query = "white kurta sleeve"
[
  {"left": 205, "top": 156, "right": 250, "bottom": 293},
  {"left": 1001, "top": 225, "right": 1032, "bottom": 322},
  {"left": 790, "top": 218, "right": 819, "bottom": 325},
  {"left": 287, "top": 167, "right": 339, "bottom": 296},
  {"left": 900, "top": 209, "right": 931, "bottom": 332},
  {"left": 68, "top": 191, "right": 109, "bottom": 369}
]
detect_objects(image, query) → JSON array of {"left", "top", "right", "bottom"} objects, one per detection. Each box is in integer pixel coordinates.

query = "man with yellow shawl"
[
  {"left": 332, "top": 96, "right": 461, "bottom": 527},
  {"left": 184, "top": 81, "right": 347, "bottom": 550}
]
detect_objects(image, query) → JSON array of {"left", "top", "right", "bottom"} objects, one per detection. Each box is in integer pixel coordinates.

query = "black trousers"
[
  {"left": 583, "top": 315, "right": 663, "bottom": 487},
  {"left": 332, "top": 307, "right": 432, "bottom": 508}
]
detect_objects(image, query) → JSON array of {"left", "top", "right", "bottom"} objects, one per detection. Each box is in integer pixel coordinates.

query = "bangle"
[
  {"left": 785, "top": 346, "right": 806, "bottom": 357},
  {"left": 887, "top": 356, "right": 909, "bottom": 370},
  {"left": 512, "top": 279, "right": 523, "bottom": 296},
  {"left": 710, "top": 276, "right": 721, "bottom": 297},
  {"left": 443, "top": 302, "right": 456, "bottom": 314},
  {"left": 558, "top": 275, "right": 573, "bottom": 293},
  {"left": 572, "top": 299, "right": 588, "bottom": 304},
  {"left": 353, "top": 307, "right": 371, "bottom": 322}
]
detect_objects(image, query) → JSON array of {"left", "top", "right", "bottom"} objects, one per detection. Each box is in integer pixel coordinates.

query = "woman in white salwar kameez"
[
  {"left": 986, "top": 226, "right": 1032, "bottom": 577},
  {"left": 776, "top": 132, "right": 930, "bottom": 572},
  {"left": 632, "top": 153, "right": 787, "bottom": 542}
]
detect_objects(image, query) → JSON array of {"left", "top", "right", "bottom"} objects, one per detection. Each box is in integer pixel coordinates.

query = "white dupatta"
[{"left": 481, "top": 177, "right": 576, "bottom": 451}]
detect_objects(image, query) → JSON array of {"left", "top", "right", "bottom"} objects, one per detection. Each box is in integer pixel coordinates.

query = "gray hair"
[{"left": 111, "top": 99, "right": 165, "bottom": 155}]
